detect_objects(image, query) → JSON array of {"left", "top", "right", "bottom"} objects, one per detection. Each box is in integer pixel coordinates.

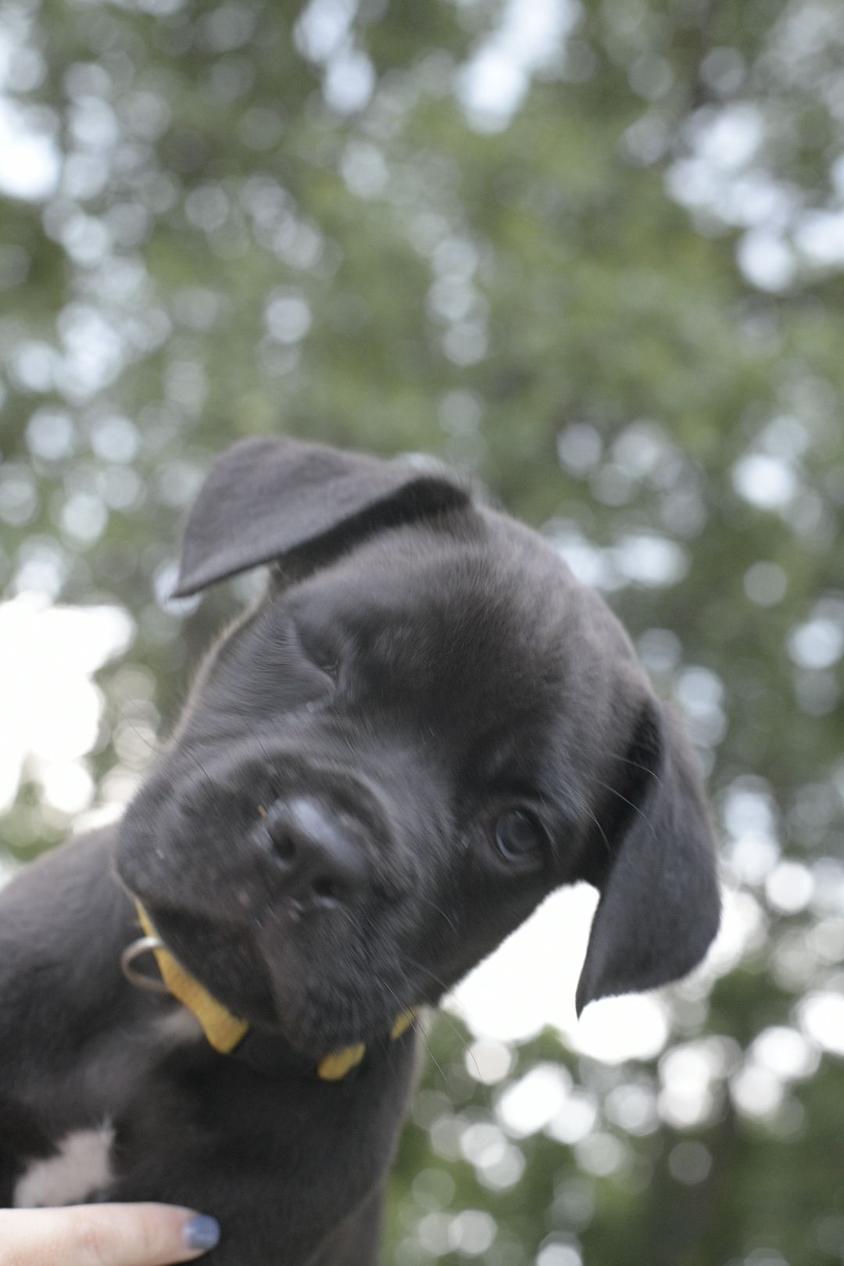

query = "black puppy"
[{"left": 0, "top": 437, "right": 720, "bottom": 1264}]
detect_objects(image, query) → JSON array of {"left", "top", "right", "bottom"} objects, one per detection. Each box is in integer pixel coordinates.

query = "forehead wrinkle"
[{"left": 291, "top": 528, "right": 579, "bottom": 733}]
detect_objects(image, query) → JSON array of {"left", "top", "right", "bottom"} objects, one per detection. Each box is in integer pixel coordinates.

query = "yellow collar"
[{"left": 128, "top": 902, "right": 414, "bottom": 1081}]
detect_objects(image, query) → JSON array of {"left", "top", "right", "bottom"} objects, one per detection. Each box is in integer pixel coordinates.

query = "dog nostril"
[
  {"left": 311, "top": 876, "right": 341, "bottom": 904},
  {"left": 269, "top": 829, "right": 296, "bottom": 865},
  {"left": 261, "top": 796, "right": 369, "bottom": 909}
]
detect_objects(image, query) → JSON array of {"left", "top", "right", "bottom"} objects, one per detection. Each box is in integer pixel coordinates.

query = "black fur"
[{"left": 0, "top": 437, "right": 720, "bottom": 1264}]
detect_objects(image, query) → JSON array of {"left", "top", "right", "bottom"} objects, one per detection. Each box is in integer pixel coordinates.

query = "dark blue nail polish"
[{"left": 184, "top": 1215, "right": 221, "bottom": 1251}]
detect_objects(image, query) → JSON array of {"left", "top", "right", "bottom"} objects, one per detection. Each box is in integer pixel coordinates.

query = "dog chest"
[{"left": 12, "top": 1123, "right": 116, "bottom": 1208}]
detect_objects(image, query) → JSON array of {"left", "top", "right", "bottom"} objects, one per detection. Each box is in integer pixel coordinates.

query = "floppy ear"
[
  {"left": 171, "top": 436, "right": 469, "bottom": 597},
  {"left": 576, "top": 702, "right": 721, "bottom": 1015}
]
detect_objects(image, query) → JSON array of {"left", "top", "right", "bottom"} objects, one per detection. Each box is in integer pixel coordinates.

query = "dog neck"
[{"left": 123, "top": 902, "right": 414, "bottom": 1081}]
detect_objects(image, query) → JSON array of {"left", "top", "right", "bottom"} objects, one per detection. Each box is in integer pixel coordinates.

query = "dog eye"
[
  {"left": 292, "top": 622, "right": 342, "bottom": 683},
  {"left": 494, "top": 809, "right": 548, "bottom": 864},
  {"left": 310, "top": 652, "right": 341, "bottom": 683}
]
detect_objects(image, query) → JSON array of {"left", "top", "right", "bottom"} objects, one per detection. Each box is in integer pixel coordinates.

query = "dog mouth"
[
  {"left": 127, "top": 897, "right": 426, "bottom": 1059},
  {"left": 130, "top": 903, "right": 280, "bottom": 1025},
  {"left": 256, "top": 911, "right": 432, "bottom": 1054},
  {"left": 115, "top": 770, "right": 438, "bottom": 1057}
]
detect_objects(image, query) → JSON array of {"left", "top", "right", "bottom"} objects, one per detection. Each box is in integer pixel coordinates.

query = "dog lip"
[
  {"left": 120, "top": 863, "right": 423, "bottom": 1052},
  {"left": 268, "top": 1006, "right": 412, "bottom": 1058}
]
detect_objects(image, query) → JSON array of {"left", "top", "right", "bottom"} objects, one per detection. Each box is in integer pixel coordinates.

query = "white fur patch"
[
  {"left": 13, "top": 1123, "right": 115, "bottom": 1208},
  {"left": 157, "top": 1006, "right": 203, "bottom": 1044}
]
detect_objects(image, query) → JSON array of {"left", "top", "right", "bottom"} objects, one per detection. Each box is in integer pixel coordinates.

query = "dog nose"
[{"left": 262, "top": 797, "right": 369, "bottom": 908}]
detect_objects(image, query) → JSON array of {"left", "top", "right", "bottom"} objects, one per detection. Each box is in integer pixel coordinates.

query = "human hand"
[{"left": 0, "top": 1203, "right": 220, "bottom": 1265}]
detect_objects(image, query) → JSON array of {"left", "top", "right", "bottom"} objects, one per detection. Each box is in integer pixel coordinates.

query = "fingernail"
[{"left": 184, "top": 1214, "right": 221, "bottom": 1251}]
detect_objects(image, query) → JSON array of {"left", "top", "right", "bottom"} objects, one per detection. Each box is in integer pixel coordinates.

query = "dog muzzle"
[{"left": 121, "top": 901, "right": 415, "bottom": 1081}]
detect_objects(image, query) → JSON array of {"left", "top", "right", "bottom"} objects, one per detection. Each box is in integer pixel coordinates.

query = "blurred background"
[{"left": 1, "top": 0, "right": 843, "bottom": 1262}]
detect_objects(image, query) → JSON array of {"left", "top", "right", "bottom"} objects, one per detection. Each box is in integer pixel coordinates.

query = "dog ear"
[
  {"left": 171, "top": 436, "right": 469, "bottom": 597},
  {"left": 575, "top": 702, "right": 721, "bottom": 1015}
]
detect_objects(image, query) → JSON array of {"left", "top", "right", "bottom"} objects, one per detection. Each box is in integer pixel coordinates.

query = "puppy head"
[{"left": 117, "top": 437, "right": 720, "bottom": 1058}]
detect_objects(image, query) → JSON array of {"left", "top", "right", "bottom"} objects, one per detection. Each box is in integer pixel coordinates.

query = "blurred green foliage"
[{"left": 1, "top": 0, "right": 843, "bottom": 1263}]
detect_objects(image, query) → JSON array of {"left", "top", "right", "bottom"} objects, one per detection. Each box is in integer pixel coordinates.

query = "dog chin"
[
  {"left": 273, "top": 1001, "right": 398, "bottom": 1060},
  {"left": 264, "top": 963, "right": 421, "bottom": 1057},
  {"left": 134, "top": 903, "right": 276, "bottom": 1019},
  {"left": 136, "top": 906, "right": 399, "bottom": 1057},
  {"left": 122, "top": 870, "right": 427, "bottom": 1058}
]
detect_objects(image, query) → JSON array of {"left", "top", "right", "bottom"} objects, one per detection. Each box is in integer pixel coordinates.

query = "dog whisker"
[
  {"left": 374, "top": 974, "right": 458, "bottom": 1091},
  {"left": 580, "top": 803, "right": 612, "bottom": 856},
  {"left": 397, "top": 953, "right": 448, "bottom": 993},
  {"left": 175, "top": 740, "right": 228, "bottom": 807},
  {"left": 119, "top": 715, "right": 164, "bottom": 758},
  {"left": 604, "top": 749, "right": 663, "bottom": 786},
  {"left": 593, "top": 779, "right": 656, "bottom": 839},
  {"left": 564, "top": 786, "right": 612, "bottom": 857},
  {"left": 413, "top": 893, "right": 460, "bottom": 935},
  {"left": 381, "top": 967, "right": 486, "bottom": 1086}
]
